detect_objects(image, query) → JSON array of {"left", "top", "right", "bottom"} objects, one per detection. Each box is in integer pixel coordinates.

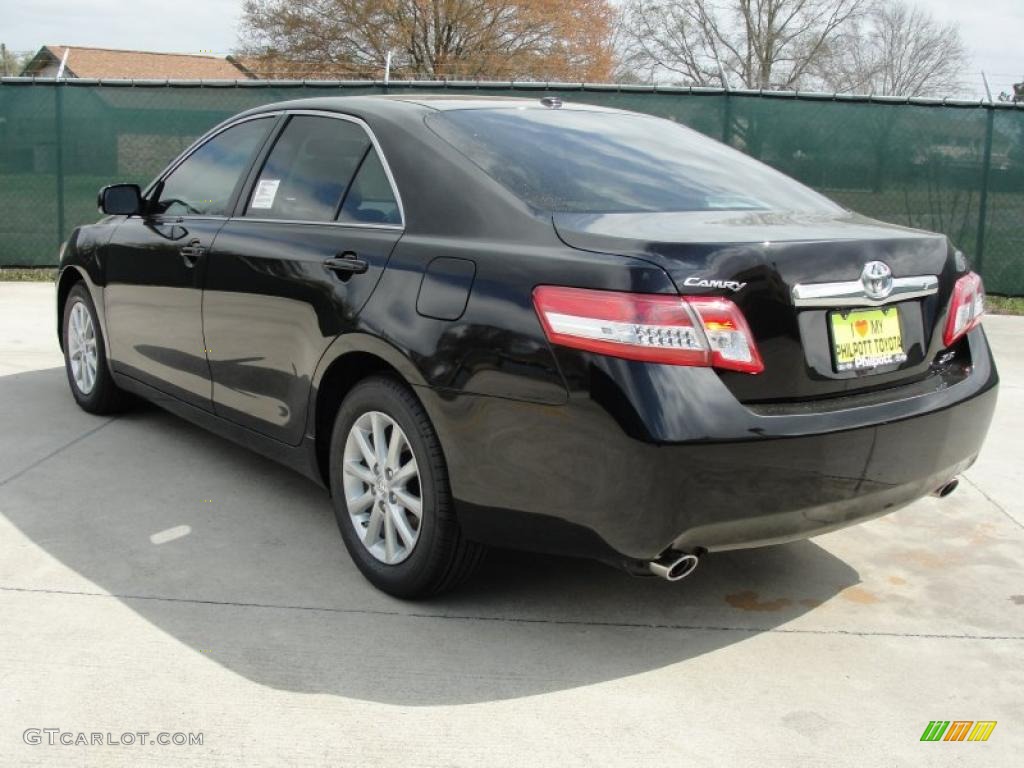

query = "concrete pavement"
[{"left": 1, "top": 282, "right": 1021, "bottom": 766}]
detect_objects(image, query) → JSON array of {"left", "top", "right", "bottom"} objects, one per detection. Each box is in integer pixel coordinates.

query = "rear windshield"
[{"left": 426, "top": 108, "right": 842, "bottom": 215}]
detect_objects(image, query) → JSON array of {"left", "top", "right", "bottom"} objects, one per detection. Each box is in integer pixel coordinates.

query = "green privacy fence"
[{"left": 2, "top": 79, "right": 1023, "bottom": 294}]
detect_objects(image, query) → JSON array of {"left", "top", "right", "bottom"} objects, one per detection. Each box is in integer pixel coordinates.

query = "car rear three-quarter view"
[{"left": 56, "top": 96, "right": 998, "bottom": 597}]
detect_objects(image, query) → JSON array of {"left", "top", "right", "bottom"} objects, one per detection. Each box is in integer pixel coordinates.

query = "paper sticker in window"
[{"left": 251, "top": 179, "right": 280, "bottom": 210}]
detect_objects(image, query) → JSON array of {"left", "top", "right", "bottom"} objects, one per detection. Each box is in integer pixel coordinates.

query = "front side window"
[
  {"left": 246, "top": 115, "right": 370, "bottom": 222},
  {"left": 154, "top": 118, "right": 272, "bottom": 216},
  {"left": 426, "top": 108, "right": 843, "bottom": 215}
]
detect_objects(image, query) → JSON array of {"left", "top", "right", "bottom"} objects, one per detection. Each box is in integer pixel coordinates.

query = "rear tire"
[
  {"left": 329, "top": 376, "right": 485, "bottom": 598},
  {"left": 62, "top": 283, "right": 126, "bottom": 414}
]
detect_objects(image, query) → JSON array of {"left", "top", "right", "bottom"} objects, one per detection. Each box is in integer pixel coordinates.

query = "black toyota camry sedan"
[{"left": 57, "top": 95, "right": 997, "bottom": 596}]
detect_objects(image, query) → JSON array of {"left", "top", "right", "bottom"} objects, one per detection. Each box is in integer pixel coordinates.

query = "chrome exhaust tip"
[
  {"left": 932, "top": 478, "right": 960, "bottom": 498},
  {"left": 648, "top": 552, "right": 700, "bottom": 582}
]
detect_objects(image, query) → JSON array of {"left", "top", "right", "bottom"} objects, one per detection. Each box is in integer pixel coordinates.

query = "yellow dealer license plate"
[{"left": 829, "top": 308, "right": 907, "bottom": 372}]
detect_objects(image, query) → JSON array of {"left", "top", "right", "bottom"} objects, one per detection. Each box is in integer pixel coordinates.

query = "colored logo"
[{"left": 920, "top": 721, "right": 997, "bottom": 742}]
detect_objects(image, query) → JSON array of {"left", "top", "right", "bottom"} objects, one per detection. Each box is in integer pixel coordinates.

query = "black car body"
[{"left": 57, "top": 96, "right": 998, "bottom": 595}]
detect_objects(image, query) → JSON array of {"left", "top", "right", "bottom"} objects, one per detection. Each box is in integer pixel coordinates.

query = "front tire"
[
  {"left": 62, "top": 282, "right": 125, "bottom": 414},
  {"left": 329, "top": 376, "right": 484, "bottom": 598}
]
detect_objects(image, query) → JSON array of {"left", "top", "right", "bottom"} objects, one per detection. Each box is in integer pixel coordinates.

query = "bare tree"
[
  {"left": 820, "top": 1, "right": 969, "bottom": 97},
  {"left": 0, "top": 45, "right": 32, "bottom": 77},
  {"left": 997, "top": 81, "right": 1023, "bottom": 103},
  {"left": 608, "top": 4, "right": 648, "bottom": 83},
  {"left": 621, "top": 0, "right": 868, "bottom": 89},
  {"left": 239, "top": 0, "right": 615, "bottom": 81}
]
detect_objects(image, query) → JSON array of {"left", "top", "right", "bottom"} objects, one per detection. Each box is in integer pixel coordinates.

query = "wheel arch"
[
  {"left": 308, "top": 334, "right": 431, "bottom": 487},
  {"left": 56, "top": 266, "right": 89, "bottom": 351}
]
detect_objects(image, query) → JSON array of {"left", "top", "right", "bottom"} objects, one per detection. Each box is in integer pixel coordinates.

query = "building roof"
[
  {"left": 229, "top": 55, "right": 375, "bottom": 81},
  {"left": 20, "top": 45, "right": 252, "bottom": 80}
]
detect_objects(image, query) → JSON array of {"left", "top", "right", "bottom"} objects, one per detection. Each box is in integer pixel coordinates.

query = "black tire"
[
  {"left": 62, "top": 282, "right": 126, "bottom": 414},
  {"left": 329, "top": 375, "right": 485, "bottom": 598}
]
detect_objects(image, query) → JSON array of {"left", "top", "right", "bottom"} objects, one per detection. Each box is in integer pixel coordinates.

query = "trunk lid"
[{"left": 553, "top": 210, "right": 960, "bottom": 403}]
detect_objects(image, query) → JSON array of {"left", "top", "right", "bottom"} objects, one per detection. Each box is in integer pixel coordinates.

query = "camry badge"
[
  {"left": 683, "top": 277, "right": 747, "bottom": 292},
  {"left": 861, "top": 261, "right": 893, "bottom": 300}
]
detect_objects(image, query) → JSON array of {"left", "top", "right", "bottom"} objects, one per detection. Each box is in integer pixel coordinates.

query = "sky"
[{"left": 0, "top": 0, "right": 1020, "bottom": 98}]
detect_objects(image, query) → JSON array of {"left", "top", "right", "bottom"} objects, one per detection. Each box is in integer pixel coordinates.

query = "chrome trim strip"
[
  {"left": 237, "top": 217, "right": 403, "bottom": 232},
  {"left": 791, "top": 275, "right": 939, "bottom": 307},
  {"left": 144, "top": 108, "right": 407, "bottom": 230},
  {"left": 149, "top": 215, "right": 228, "bottom": 223}
]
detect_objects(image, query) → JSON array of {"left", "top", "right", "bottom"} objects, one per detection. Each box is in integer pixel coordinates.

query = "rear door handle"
[
  {"left": 324, "top": 253, "right": 368, "bottom": 276},
  {"left": 179, "top": 239, "right": 206, "bottom": 267}
]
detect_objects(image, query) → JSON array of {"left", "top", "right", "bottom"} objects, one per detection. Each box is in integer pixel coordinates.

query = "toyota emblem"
[{"left": 861, "top": 261, "right": 893, "bottom": 300}]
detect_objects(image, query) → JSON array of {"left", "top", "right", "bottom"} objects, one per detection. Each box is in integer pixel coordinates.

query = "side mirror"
[{"left": 98, "top": 184, "right": 143, "bottom": 216}]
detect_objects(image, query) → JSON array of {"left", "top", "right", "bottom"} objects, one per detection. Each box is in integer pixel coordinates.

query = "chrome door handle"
[
  {"left": 179, "top": 239, "right": 206, "bottom": 267},
  {"left": 324, "top": 253, "right": 368, "bottom": 275}
]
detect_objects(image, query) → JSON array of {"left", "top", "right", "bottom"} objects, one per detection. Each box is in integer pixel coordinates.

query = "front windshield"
[{"left": 427, "top": 108, "right": 842, "bottom": 215}]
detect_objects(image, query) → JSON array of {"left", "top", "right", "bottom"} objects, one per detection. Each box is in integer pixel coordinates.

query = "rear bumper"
[{"left": 418, "top": 327, "right": 998, "bottom": 563}]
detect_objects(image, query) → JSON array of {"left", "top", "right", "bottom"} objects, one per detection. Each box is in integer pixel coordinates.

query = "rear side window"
[
  {"left": 337, "top": 148, "right": 402, "bottom": 226},
  {"left": 154, "top": 117, "right": 272, "bottom": 216},
  {"left": 426, "top": 108, "right": 841, "bottom": 215},
  {"left": 247, "top": 115, "right": 370, "bottom": 222}
]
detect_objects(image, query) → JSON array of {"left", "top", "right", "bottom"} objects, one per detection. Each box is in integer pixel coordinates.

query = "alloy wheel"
[
  {"left": 67, "top": 301, "right": 99, "bottom": 395},
  {"left": 342, "top": 411, "right": 423, "bottom": 565}
]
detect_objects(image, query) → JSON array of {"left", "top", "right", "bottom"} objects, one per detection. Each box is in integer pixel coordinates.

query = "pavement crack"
[
  {"left": 2, "top": 585, "right": 1022, "bottom": 642},
  {"left": 0, "top": 417, "right": 117, "bottom": 487},
  {"left": 962, "top": 474, "right": 1024, "bottom": 531}
]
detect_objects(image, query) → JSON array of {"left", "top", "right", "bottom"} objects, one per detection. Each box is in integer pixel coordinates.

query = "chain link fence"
[{"left": 2, "top": 79, "right": 1022, "bottom": 294}]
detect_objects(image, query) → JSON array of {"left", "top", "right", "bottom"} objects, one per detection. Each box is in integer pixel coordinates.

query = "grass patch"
[
  {"left": 987, "top": 295, "right": 1024, "bottom": 316},
  {"left": 0, "top": 267, "right": 57, "bottom": 282}
]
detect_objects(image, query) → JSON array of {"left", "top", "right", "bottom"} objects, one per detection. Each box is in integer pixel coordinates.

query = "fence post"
[
  {"left": 974, "top": 106, "right": 994, "bottom": 274},
  {"left": 54, "top": 82, "right": 66, "bottom": 251},
  {"left": 722, "top": 91, "right": 733, "bottom": 146}
]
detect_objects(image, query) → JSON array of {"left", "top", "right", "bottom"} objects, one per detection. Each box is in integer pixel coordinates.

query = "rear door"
[
  {"left": 203, "top": 112, "right": 404, "bottom": 444},
  {"left": 104, "top": 115, "right": 275, "bottom": 409}
]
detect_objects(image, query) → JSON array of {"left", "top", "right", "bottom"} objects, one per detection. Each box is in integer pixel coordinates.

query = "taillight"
[
  {"left": 687, "top": 297, "right": 765, "bottom": 374},
  {"left": 943, "top": 272, "right": 985, "bottom": 348},
  {"left": 532, "top": 286, "right": 764, "bottom": 374}
]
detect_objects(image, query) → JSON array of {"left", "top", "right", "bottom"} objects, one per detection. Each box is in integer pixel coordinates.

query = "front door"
[
  {"left": 103, "top": 116, "right": 276, "bottom": 409},
  {"left": 203, "top": 113, "right": 404, "bottom": 444}
]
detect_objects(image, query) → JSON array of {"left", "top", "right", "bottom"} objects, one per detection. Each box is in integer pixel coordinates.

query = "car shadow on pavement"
[{"left": 2, "top": 367, "right": 862, "bottom": 705}]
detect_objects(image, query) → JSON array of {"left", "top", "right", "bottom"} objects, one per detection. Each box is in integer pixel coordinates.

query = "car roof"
[
  {"left": 381, "top": 94, "right": 617, "bottom": 112},
  {"left": 239, "top": 94, "right": 624, "bottom": 122}
]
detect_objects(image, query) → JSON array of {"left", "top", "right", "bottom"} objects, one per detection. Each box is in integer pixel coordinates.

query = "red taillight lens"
[
  {"left": 687, "top": 296, "right": 765, "bottom": 374},
  {"left": 943, "top": 272, "right": 985, "bottom": 348},
  {"left": 532, "top": 286, "right": 764, "bottom": 374}
]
